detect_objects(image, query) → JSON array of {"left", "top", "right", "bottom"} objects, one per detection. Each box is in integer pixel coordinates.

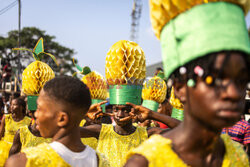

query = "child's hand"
[
  {"left": 125, "top": 102, "right": 152, "bottom": 123},
  {"left": 87, "top": 101, "right": 107, "bottom": 120}
]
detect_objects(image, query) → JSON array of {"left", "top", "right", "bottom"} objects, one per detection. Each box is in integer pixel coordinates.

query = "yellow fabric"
[
  {"left": 0, "top": 115, "right": 31, "bottom": 167},
  {"left": 19, "top": 125, "right": 51, "bottom": 151},
  {"left": 23, "top": 142, "right": 110, "bottom": 167},
  {"left": 82, "top": 71, "right": 108, "bottom": 100},
  {"left": 105, "top": 40, "right": 146, "bottom": 85},
  {"left": 142, "top": 76, "right": 167, "bottom": 103},
  {"left": 150, "top": 0, "right": 250, "bottom": 39},
  {"left": 81, "top": 138, "right": 98, "bottom": 150},
  {"left": 22, "top": 61, "right": 55, "bottom": 95},
  {"left": 97, "top": 124, "right": 148, "bottom": 167},
  {"left": 127, "top": 134, "right": 249, "bottom": 167}
]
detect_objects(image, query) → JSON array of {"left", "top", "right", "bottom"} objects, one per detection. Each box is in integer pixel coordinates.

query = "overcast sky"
[{"left": 1, "top": 0, "right": 249, "bottom": 76}]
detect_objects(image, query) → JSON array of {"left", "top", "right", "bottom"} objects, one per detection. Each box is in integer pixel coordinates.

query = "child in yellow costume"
[
  {"left": 8, "top": 38, "right": 56, "bottom": 157},
  {"left": 125, "top": 0, "right": 250, "bottom": 166},
  {"left": 80, "top": 40, "right": 180, "bottom": 167},
  {"left": 0, "top": 98, "right": 31, "bottom": 167},
  {"left": 6, "top": 76, "right": 110, "bottom": 167}
]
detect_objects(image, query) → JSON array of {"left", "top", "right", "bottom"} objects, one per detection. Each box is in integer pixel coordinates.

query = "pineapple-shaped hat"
[
  {"left": 13, "top": 38, "right": 57, "bottom": 110},
  {"left": 73, "top": 59, "right": 108, "bottom": 110},
  {"left": 142, "top": 72, "right": 167, "bottom": 112},
  {"left": 105, "top": 40, "right": 146, "bottom": 105},
  {"left": 170, "top": 87, "right": 184, "bottom": 121},
  {"left": 150, "top": 0, "right": 250, "bottom": 79}
]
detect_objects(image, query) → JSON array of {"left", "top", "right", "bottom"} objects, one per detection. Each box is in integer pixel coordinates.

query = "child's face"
[
  {"left": 184, "top": 53, "right": 247, "bottom": 130},
  {"left": 10, "top": 99, "right": 23, "bottom": 115},
  {"left": 113, "top": 105, "right": 132, "bottom": 126},
  {"left": 35, "top": 89, "right": 60, "bottom": 138}
]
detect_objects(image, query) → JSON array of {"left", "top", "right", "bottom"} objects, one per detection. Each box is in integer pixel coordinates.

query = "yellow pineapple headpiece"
[
  {"left": 12, "top": 37, "right": 57, "bottom": 110},
  {"left": 72, "top": 59, "right": 108, "bottom": 109},
  {"left": 142, "top": 72, "right": 167, "bottom": 112},
  {"left": 105, "top": 40, "right": 146, "bottom": 105},
  {"left": 170, "top": 86, "right": 184, "bottom": 121}
]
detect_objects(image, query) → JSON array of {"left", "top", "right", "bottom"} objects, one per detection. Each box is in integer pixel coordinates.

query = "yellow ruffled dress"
[
  {"left": 79, "top": 119, "right": 98, "bottom": 150},
  {"left": 19, "top": 125, "right": 51, "bottom": 151},
  {"left": 97, "top": 124, "right": 148, "bottom": 167},
  {"left": 127, "top": 134, "right": 249, "bottom": 167},
  {"left": 22, "top": 142, "right": 110, "bottom": 167},
  {"left": 0, "top": 114, "right": 31, "bottom": 166}
]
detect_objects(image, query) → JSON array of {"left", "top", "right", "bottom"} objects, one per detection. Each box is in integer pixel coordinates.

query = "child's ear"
[
  {"left": 57, "top": 111, "right": 69, "bottom": 127},
  {"left": 173, "top": 81, "right": 187, "bottom": 104}
]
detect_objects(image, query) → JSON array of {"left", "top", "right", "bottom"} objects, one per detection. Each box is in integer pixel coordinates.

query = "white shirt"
[{"left": 50, "top": 141, "right": 98, "bottom": 167}]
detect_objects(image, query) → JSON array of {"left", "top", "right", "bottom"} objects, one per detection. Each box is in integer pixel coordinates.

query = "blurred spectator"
[
  {"left": 2, "top": 92, "right": 10, "bottom": 114},
  {"left": 154, "top": 67, "right": 163, "bottom": 76},
  {"left": 1, "top": 59, "right": 12, "bottom": 89}
]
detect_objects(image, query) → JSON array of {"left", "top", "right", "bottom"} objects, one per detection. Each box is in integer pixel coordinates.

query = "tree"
[{"left": 0, "top": 27, "right": 78, "bottom": 76}]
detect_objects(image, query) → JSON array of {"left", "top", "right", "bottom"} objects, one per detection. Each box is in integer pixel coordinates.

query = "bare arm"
[
  {"left": 0, "top": 116, "right": 5, "bottom": 140},
  {"left": 124, "top": 154, "right": 149, "bottom": 167},
  {"left": 79, "top": 124, "right": 102, "bottom": 139},
  {"left": 5, "top": 152, "right": 27, "bottom": 167},
  {"left": 149, "top": 111, "right": 180, "bottom": 129},
  {"left": 9, "top": 130, "right": 22, "bottom": 156}
]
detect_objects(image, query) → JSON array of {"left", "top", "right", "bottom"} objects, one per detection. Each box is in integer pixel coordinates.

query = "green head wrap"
[
  {"left": 109, "top": 85, "right": 142, "bottom": 105},
  {"left": 160, "top": 2, "right": 250, "bottom": 79}
]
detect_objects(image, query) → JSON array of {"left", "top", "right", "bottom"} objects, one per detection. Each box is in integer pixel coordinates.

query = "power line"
[{"left": 0, "top": 0, "right": 18, "bottom": 16}]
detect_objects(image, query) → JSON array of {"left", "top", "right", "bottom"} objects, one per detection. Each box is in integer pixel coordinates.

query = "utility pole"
[
  {"left": 130, "top": 0, "right": 142, "bottom": 43},
  {"left": 17, "top": 0, "right": 21, "bottom": 86}
]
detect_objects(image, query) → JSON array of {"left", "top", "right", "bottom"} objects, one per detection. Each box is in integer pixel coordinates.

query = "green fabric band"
[
  {"left": 109, "top": 85, "right": 142, "bottom": 105},
  {"left": 91, "top": 99, "right": 105, "bottom": 113},
  {"left": 27, "top": 96, "right": 38, "bottom": 111},
  {"left": 142, "top": 100, "right": 159, "bottom": 112},
  {"left": 171, "top": 107, "right": 184, "bottom": 121},
  {"left": 160, "top": 2, "right": 250, "bottom": 79}
]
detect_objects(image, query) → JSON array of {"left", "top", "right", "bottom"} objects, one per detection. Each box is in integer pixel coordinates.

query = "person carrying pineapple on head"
[
  {"left": 125, "top": 0, "right": 250, "bottom": 166},
  {"left": 6, "top": 40, "right": 109, "bottom": 167},
  {"left": 8, "top": 38, "right": 54, "bottom": 157},
  {"left": 79, "top": 40, "right": 181, "bottom": 167}
]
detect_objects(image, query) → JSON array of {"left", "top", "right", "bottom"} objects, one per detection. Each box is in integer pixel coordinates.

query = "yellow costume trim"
[
  {"left": 150, "top": 0, "right": 250, "bottom": 39},
  {"left": 127, "top": 134, "right": 249, "bottom": 167}
]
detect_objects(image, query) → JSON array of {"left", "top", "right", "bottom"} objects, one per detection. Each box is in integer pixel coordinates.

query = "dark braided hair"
[
  {"left": 170, "top": 51, "right": 250, "bottom": 87},
  {"left": 43, "top": 76, "right": 91, "bottom": 114}
]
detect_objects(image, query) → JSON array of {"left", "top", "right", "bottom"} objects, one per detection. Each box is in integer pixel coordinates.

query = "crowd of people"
[{"left": 0, "top": 0, "right": 250, "bottom": 166}]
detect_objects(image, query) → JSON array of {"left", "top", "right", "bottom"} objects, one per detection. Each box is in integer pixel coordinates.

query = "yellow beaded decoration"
[
  {"left": 105, "top": 40, "right": 146, "bottom": 85},
  {"left": 150, "top": 0, "right": 250, "bottom": 39},
  {"left": 142, "top": 76, "right": 167, "bottom": 103}
]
